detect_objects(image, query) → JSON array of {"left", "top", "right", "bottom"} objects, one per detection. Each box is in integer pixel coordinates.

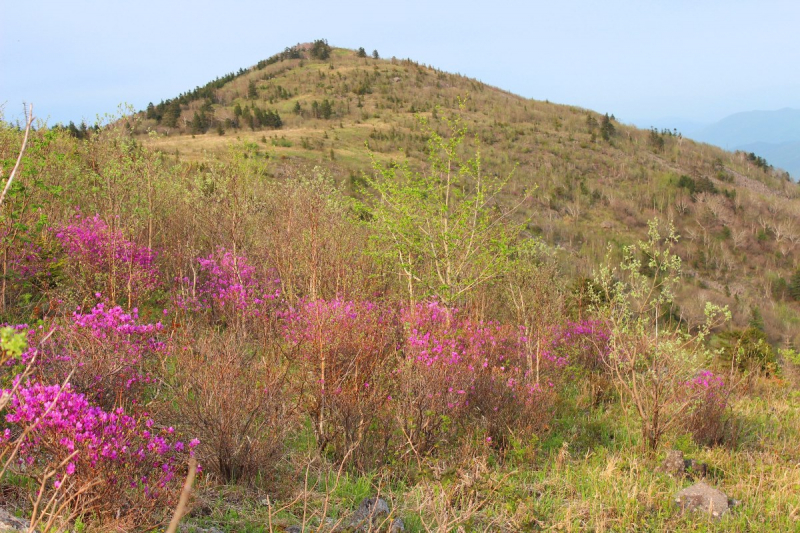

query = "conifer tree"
[
  {"left": 600, "top": 113, "right": 615, "bottom": 141},
  {"left": 310, "top": 39, "right": 332, "bottom": 60},
  {"left": 790, "top": 268, "right": 800, "bottom": 300}
]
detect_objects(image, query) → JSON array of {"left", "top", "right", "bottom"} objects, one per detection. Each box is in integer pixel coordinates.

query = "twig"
[
  {"left": 0, "top": 104, "right": 34, "bottom": 208},
  {"left": 165, "top": 456, "right": 198, "bottom": 533}
]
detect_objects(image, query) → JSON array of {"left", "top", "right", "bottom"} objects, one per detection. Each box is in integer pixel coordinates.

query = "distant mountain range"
[
  {"left": 692, "top": 108, "right": 800, "bottom": 178},
  {"left": 630, "top": 109, "right": 800, "bottom": 178}
]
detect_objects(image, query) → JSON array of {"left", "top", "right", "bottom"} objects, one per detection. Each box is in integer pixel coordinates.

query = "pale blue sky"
[{"left": 2, "top": 0, "right": 799, "bottom": 128}]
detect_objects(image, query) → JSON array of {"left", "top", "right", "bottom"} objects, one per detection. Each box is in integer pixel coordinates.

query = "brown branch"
[
  {"left": 0, "top": 104, "right": 34, "bottom": 208},
  {"left": 165, "top": 456, "right": 198, "bottom": 533}
]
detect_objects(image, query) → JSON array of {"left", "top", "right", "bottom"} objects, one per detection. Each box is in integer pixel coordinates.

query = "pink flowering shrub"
[
  {"left": 175, "top": 247, "right": 280, "bottom": 332},
  {"left": 54, "top": 214, "right": 160, "bottom": 306},
  {"left": 283, "top": 299, "right": 399, "bottom": 467},
  {"left": 43, "top": 302, "right": 166, "bottom": 410},
  {"left": 398, "top": 301, "right": 555, "bottom": 453},
  {"left": 683, "top": 370, "right": 731, "bottom": 446},
  {"left": 547, "top": 320, "right": 611, "bottom": 371},
  {"left": 1, "top": 380, "right": 196, "bottom": 528},
  {"left": 545, "top": 319, "right": 613, "bottom": 403}
]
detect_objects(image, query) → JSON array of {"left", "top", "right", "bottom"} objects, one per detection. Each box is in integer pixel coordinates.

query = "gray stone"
[
  {"left": 660, "top": 450, "right": 709, "bottom": 479},
  {"left": 286, "top": 526, "right": 302, "bottom": 533},
  {"left": 389, "top": 517, "right": 405, "bottom": 533},
  {"left": 661, "top": 450, "right": 686, "bottom": 476},
  {"left": 0, "top": 508, "right": 31, "bottom": 533},
  {"left": 350, "top": 497, "right": 390, "bottom": 530},
  {"left": 674, "top": 481, "right": 730, "bottom": 518}
]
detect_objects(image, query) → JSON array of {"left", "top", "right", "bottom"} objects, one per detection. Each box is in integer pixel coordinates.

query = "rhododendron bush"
[
  {"left": 46, "top": 302, "right": 166, "bottom": 410},
  {"left": 174, "top": 247, "right": 280, "bottom": 334},
  {"left": 283, "top": 298, "right": 562, "bottom": 463},
  {"left": 682, "top": 370, "right": 731, "bottom": 446},
  {"left": 0, "top": 379, "right": 195, "bottom": 529},
  {"left": 54, "top": 213, "right": 160, "bottom": 306},
  {"left": 397, "top": 301, "right": 556, "bottom": 452},
  {"left": 283, "top": 299, "right": 399, "bottom": 467}
]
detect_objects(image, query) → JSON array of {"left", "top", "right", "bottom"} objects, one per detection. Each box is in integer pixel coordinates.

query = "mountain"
[
  {"left": 690, "top": 108, "right": 800, "bottom": 177},
  {"left": 133, "top": 43, "right": 800, "bottom": 346},
  {"left": 692, "top": 108, "right": 800, "bottom": 148},
  {"left": 736, "top": 140, "right": 800, "bottom": 177}
]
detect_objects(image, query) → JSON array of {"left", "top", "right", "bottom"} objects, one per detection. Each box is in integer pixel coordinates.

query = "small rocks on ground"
[
  {"left": 389, "top": 517, "right": 405, "bottom": 533},
  {"left": 350, "top": 497, "right": 391, "bottom": 531},
  {"left": 0, "top": 508, "right": 31, "bottom": 533}
]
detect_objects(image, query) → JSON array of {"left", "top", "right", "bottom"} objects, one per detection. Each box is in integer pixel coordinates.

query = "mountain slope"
[
  {"left": 736, "top": 140, "right": 800, "bottom": 177},
  {"left": 134, "top": 44, "right": 800, "bottom": 346}
]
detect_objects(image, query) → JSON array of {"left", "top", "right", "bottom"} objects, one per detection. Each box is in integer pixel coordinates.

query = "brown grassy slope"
[{"left": 135, "top": 46, "right": 800, "bottom": 345}]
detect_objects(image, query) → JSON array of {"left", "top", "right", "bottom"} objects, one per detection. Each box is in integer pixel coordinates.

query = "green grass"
[{"left": 177, "top": 379, "right": 800, "bottom": 533}]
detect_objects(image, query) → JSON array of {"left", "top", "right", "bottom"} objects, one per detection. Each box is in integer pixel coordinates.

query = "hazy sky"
[{"left": 2, "top": 0, "right": 799, "bottom": 127}]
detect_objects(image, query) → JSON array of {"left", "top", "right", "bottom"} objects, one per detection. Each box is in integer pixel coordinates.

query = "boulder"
[
  {"left": 389, "top": 517, "right": 405, "bottom": 533},
  {"left": 674, "top": 481, "right": 730, "bottom": 518}
]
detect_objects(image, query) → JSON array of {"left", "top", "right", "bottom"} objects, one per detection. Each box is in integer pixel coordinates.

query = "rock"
[
  {"left": 660, "top": 450, "right": 686, "bottom": 476},
  {"left": 660, "top": 450, "right": 709, "bottom": 479},
  {"left": 674, "top": 481, "right": 730, "bottom": 518},
  {"left": 389, "top": 517, "right": 405, "bottom": 533},
  {"left": 350, "top": 497, "right": 390, "bottom": 530},
  {"left": 286, "top": 526, "right": 302, "bottom": 533},
  {"left": 0, "top": 508, "right": 32, "bottom": 533}
]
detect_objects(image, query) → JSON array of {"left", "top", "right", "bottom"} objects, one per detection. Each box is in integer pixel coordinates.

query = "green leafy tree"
[
  {"left": 366, "top": 102, "right": 524, "bottom": 305},
  {"left": 594, "top": 220, "right": 729, "bottom": 453},
  {"left": 248, "top": 80, "right": 258, "bottom": 99}
]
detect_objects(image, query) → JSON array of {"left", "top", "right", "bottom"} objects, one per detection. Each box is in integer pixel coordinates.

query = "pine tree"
[
  {"left": 357, "top": 47, "right": 367, "bottom": 58},
  {"left": 790, "top": 268, "right": 800, "bottom": 300},
  {"left": 162, "top": 101, "right": 182, "bottom": 128},
  {"left": 372, "top": 49, "right": 379, "bottom": 59},
  {"left": 600, "top": 113, "right": 615, "bottom": 141},
  {"left": 248, "top": 80, "right": 258, "bottom": 99},
  {"left": 310, "top": 39, "right": 331, "bottom": 60},
  {"left": 749, "top": 306, "right": 765, "bottom": 332},
  {"left": 320, "top": 99, "right": 333, "bottom": 119}
]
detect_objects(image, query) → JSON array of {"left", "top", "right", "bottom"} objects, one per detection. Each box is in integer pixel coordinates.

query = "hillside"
[
  {"left": 2, "top": 41, "right": 800, "bottom": 532},
  {"left": 134, "top": 43, "right": 800, "bottom": 348}
]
